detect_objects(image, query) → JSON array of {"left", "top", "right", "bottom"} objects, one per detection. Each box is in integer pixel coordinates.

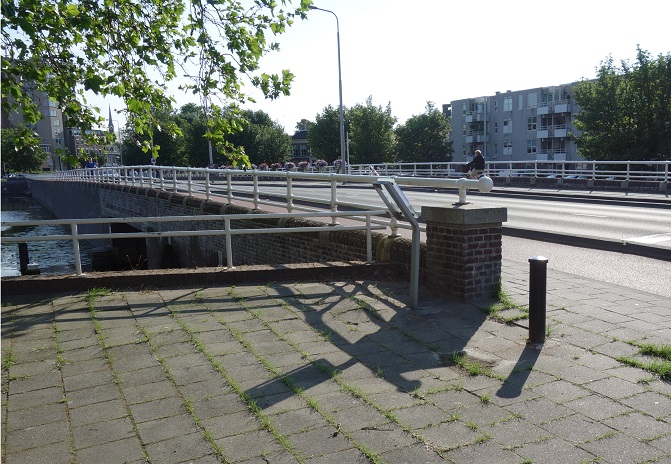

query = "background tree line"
[
  {"left": 573, "top": 47, "right": 671, "bottom": 162},
  {"left": 120, "top": 104, "right": 292, "bottom": 167}
]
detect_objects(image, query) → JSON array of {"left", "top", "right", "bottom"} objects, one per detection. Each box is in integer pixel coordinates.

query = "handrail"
[
  {"left": 345, "top": 160, "right": 669, "bottom": 181},
  {"left": 2, "top": 210, "right": 387, "bottom": 276},
  {"left": 54, "top": 166, "right": 494, "bottom": 236}
]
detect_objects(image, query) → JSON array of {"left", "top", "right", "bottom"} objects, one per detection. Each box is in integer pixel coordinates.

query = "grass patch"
[
  {"left": 617, "top": 341, "right": 671, "bottom": 380},
  {"left": 485, "top": 280, "right": 529, "bottom": 324},
  {"left": 85, "top": 287, "right": 112, "bottom": 307},
  {"left": 442, "top": 352, "right": 505, "bottom": 381},
  {"left": 2, "top": 349, "right": 16, "bottom": 371}
]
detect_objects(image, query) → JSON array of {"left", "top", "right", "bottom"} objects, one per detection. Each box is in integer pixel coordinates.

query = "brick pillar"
[{"left": 421, "top": 205, "right": 507, "bottom": 302}]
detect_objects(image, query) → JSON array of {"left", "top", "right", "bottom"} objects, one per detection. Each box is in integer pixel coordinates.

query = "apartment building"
[
  {"left": 3, "top": 84, "right": 67, "bottom": 170},
  {"left": 448, "top": 82, "right": 582, "bottom": 165}
]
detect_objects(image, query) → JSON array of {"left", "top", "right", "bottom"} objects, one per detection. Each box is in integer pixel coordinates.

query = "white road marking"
[
  {"left": 573, "top": 214, "right": 609, "bottom": 218},
  {"left": 628, "top": 233, "right": 671, "bottom": 244}
]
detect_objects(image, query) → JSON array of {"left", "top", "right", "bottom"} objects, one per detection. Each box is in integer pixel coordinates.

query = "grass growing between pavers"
[
  {"left": 250, "top": 284, "right": 499, "bottom": 460},
  {"left": 440, "top": 351, "right": 506, "bottom": 382},
  {"left": 484, "top": 280, "right": 529, "bottom": 324},
  {"left": 84, "top": 288, "right": 152, "bottom": 462},
  {"left": 616, "top": 341, "right": 671, "bottom": 380},
  {"left": 226, "top": 287, "right": 387, "bottom": 464},
  {"left": 159, "top": 288, "right": 329, "bottom": 463}
]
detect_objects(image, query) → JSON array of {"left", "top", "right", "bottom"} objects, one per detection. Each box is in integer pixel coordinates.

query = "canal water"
[{"left": 1, "top": 194, "right": 92, "bottom": 277}]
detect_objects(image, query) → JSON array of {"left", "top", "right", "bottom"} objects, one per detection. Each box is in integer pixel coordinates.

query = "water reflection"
[{"left": 1, "top": 195, "right": 92, "bottom": 276}]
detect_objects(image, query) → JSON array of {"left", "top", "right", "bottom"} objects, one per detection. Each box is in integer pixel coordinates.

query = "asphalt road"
[{"left": 312, "top": 186, "right": 671, "bottom": 249}]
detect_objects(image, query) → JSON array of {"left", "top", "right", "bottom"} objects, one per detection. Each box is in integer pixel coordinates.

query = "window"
[
  {"left": 503, "top": 97, "right": 512, "bottom": 111},
  {"left": 494, "top": 100, "right": 498, "bottom": 112},
  {"left": 462, "top": 102, "right": 467, "bottom": 115},
  {"left": 494, "top": 143, "right": 498, "bottom": 156},
  {"left": 527, "top": 92, "right": 537, "bottom": 108},
  {"left": 494, "top": 122, "right": 498, "bottom": 134},
  {"left": 503, "top": 119, "right": 512, "bottom": 133},
  {"left": 527, "top": 139, "right": 537, "bottom": 155},
  {"left": 503, "top": 141, "right": 512, "bottom": 155},
  {"left": 53, "top": 119, "right": 60, "bottom": 126},
  {"left": 518, "top": 95, "right": 523, "bottom": 110},
  {"left": 49, "top": 99, "right": 58, "bottom": 108},
  {"left": 527, "top": 116, "right": 537, "bottom": 131},
  {"left": 48, "top": 109, "right": 57, "bottom": 117}
]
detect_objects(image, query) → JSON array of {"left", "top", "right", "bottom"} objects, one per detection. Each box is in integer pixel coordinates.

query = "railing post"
[
  {"left": 224, "top": 218, "right": 234, "bottom": 268},
  {"left": 329, "top": 175, "right": 338, "bottom": 225},
  {"left": 252, "top": 171, "right": 259, "bottom": 209},
  {"left": 528, "top": 256, "right": 548, "bottom": 345},
  {"left": 205, "top": 171, "right": 211, "bottom": 200},
  {"left": 172, "top": 169, "right": 177, "bottom": 193},
  {"left": 226, "top": 172, "right": 233, "bottom": 203},
  {"left": 366, "top": 214, "right": 373, "bottom": 263},
  {"left": 70, "top": 223, "right": 83, "bottom": 276},
  {"left": 626, "top": 161, "right": 631, "bottom": 181},
  {"left": 187, "top": 169, "right": 193, "bottom": 197},
  {"left": 159, "top": 167, "right": 165, "bottom": 190},
  {"left": 286, "top": 175, "right": 294, "bottom": 212},
  {"left": 148, "top": 167, "right": 154, "bottom": 189}
]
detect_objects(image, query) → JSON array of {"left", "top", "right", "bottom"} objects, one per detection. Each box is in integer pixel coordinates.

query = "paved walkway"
[{"left": 2, "top": 261, "right": 670, "bottom": 463}]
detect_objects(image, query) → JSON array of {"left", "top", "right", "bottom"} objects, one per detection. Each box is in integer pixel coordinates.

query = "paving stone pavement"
[{"left": 2, "top": 260, "right": 670, "bottom": 463}]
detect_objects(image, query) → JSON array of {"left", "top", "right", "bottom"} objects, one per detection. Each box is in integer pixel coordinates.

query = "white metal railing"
[
  {"left": 54, "top": 166, "right": 493, "bottom": 236},
  {"left": 346, "top": 160, "right": 670, "bottom": 181},
  {"left": 1, "top": 211, "right": 387, "bottom": 276}
]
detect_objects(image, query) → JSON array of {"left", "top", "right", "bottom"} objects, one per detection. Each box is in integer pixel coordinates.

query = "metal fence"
[
  {"left": 55, "top": 166, "right": 494, "bottom": 237},
  {"left": 1, "top": 211, "right": 387, "bottom": 276},
  {"left": 346, "top": 160, "right": 670, "bottom": 181}
]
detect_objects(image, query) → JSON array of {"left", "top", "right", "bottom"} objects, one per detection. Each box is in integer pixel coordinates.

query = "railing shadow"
[{"left": 240, "top": 280, "right": 490, "bottom": 410}]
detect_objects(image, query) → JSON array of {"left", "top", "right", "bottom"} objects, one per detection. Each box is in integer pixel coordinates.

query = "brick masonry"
[{"left": 422, "top": 205, "right": 507, "bottom": 301}]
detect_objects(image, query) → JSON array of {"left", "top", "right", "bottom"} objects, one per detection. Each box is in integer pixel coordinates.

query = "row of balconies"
[
  {"left": 463, "top": 99, "right": 572, "bottom": 122},
  {"left": 462, "top": 124, "right": 569, "bottom": 143}
]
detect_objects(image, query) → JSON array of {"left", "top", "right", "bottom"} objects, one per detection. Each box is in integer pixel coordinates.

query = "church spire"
[{"left": 108, "top": 105, "right": 114, "bottom": 134}]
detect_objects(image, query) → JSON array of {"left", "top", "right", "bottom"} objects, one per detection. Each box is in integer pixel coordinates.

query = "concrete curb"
[
  {"left": 503, "top": 226, "right": 671, "bottom": 261},
  {"left": 0, "top": 261, "right": 397, "bottom": 296}
]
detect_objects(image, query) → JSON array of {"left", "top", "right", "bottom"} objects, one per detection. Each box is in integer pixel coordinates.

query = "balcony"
[
  {"left": 537, "top": 99, "right": 571, "bottom": 115},
  {"left": 554, "top": 100, "right": 571, "bottom": 113},
  {"left": 536, "top": 125, "right": 567, "bottom": 139},
  {"left": 464, "top": 131, "right": 488, "bottom": 143}
]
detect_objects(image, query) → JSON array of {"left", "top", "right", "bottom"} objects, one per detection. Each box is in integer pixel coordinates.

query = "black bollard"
[
  {"left": 528, "top": 256, "right": 548, "bottom": 345},
  {"left": 18, "top": 243, "right": 29, "bottom": 276}
]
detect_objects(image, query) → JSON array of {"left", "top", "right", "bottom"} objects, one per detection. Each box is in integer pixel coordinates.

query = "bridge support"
[{"left": 422, "top": 204, "right": 507, "bottom": 302}]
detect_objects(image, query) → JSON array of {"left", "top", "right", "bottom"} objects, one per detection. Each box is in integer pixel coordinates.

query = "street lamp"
[{"left": 308, "top": 4, "right": 346, "bottom": 174}]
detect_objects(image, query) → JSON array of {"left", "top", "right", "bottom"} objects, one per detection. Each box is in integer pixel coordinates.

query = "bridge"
[{"left": 11, "top": 170, "right": 504, "bottom": 303}]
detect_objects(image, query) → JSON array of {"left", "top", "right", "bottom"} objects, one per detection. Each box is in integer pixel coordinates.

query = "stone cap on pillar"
[{"left": 421, "top": 204, "right": 507, "bottom": 225}]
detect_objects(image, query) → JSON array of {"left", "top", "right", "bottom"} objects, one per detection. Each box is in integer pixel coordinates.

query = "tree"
[
  {"left": 348, "top": 97, "right": 397, "bottom": 165},
  {"left": 573, "top": 48, "right": 671, "bottom": 161},
  {"left": 120, "top": 107, "right": 187, "bottom": 166},
  {"left": 226, "top": 109, "right": 292, "bottom": 165},
  {"left": 307, "top": 105, "right": 347, "bottom": 162},
  {"left": 1, "top": 126, "right": 49, "bottom": 172},
  {"left": 395, "top": 102, "right": 453, "bottom": 163},
  {"left": 2, "top": 0, "right": 310, "bottom": 166},
  {"left": 177, "top": 103, "right": 210, "bottom": 167}
]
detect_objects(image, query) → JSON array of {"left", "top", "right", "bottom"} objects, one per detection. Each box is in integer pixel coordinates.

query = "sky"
[{"left": 104, "top": 0, "right": 670, "bottom": 135}]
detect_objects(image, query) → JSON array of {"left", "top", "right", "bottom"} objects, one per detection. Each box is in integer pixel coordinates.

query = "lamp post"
[{"left": 308, "top": 4, "right": 346, "bottom": 174}]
